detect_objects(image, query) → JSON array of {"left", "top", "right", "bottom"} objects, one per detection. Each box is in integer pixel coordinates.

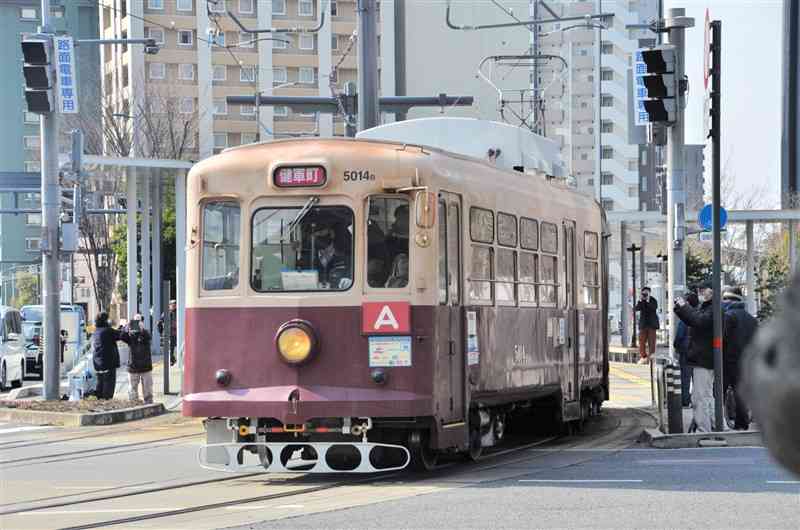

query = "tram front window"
[{"left": 251, "top": 205, "right": 354, "bottom": 292}]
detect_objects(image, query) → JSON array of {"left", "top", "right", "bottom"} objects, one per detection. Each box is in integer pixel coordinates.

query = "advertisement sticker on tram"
[
  {"left": 467, "top": 311, "right": 480, "bottom": 366},
  {"left": 368, "top": 336, "right": 412, "bottom": 367}
]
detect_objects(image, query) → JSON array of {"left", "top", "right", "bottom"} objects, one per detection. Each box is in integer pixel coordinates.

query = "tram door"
[
  {"left": 563, "top": 220, "right": 579, "bottom": 404},
  {"left": 438, "top": 192, "right": 464, "bottom": 423}
]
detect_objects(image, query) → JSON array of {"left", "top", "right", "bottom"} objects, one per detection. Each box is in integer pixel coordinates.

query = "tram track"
[{"left": 3, "top": 407, "right": 653, "bottom": 530}]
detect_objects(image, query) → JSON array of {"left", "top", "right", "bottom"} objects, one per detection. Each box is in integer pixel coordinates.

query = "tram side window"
[
  {"left": 584, "top": 231, "right": 600, "bottom": 307},
  {"left": 540, "top": 222, "right": 559, "bottom": 306},
  {"left": 519, "top": 251, "right": 538, "bottom": 304},
  {"left": 367, "top": 197, "right": 409, "bottom": 288},
  {"left": 470, "top": 245, "right": 493, "bottom": 303},
  {"left": 251, "top": 205, "right": 354, "bottom": 292},
  {"left": 496, "top": 248, "right": 516, "bottom": 304},
  {"left": 202, "top": 201, "right": 241, "bottom": 291},
  {"left": 520, "top": 217, "right": 538, "bottom": 250}
]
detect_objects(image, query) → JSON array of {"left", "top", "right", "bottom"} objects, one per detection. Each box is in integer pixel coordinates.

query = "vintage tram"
[{"left": 183, "top": 118, "right": 609, "bottom": 473}]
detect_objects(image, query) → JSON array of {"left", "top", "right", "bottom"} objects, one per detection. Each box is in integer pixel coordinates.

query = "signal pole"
[
  {"left": 357, "top": 0, "right": 379, "bottom": 131},
  {"left": 39, "top": 0, "right": 61, "bottom": 400},
  {"left": 664, "top": 9, "right": 694, "bottom": 361},
  {"left": 627, "top": 243, "right": 641, "bottom": 348}
]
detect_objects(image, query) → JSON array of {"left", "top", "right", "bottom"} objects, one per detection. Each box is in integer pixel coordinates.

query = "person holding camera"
[
  {"left": 121, "top": 314, "right": 153, "bottom": 403},
  {"left": 635, "top": 286, "right": 660, "bottom": 364},
  {"left": 90, "top": 312, "right": 122, "bottom": 400}
]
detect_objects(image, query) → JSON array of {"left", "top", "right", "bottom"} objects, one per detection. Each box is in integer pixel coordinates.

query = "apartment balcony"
[
  {"left": 572, "top": 159, "right": 595, "bottom": 174},
  {"left": 601, "top": 53, "right": 630, "bottom": 76},
  {"left": 572, "top": 81, "right": 593, "bottom": 97},
  {"left": 573, "top": 55, "right": 594, "bottom": 69},
  {"left": 601, "top": 133, "right": 638, "bottom": 159},
  {"left": 332, "top": 21, "right": 357, "bottom": 34},
  {"left": 602, "top": 157, "right": 639, "bottom": 184},
  {"left": 567, "top": 29, "right": 595, "bottom": 45},
  {"left": 571, "top": 107, "right": 594, "bottom": 122},
  {"left": 572, "top": 134, "right": 594, "bottom": 148},
  {"left": 273, "top": 54, "right": 320, "bottom": 68},
  {"left": 143, "top": 14, "right": 197, "bottom": 30},
  {"left": 545, "top": 83, "right": 564, "bottom": 98}
]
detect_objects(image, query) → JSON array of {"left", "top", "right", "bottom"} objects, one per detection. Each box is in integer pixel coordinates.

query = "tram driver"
[{"left": 314, "top": 226, "right": 352, "bottom": 289}]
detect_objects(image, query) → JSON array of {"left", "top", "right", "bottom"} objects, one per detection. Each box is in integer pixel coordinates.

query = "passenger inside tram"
[{"left": 367, "top": 198, "right": 410, "bottom": 288}]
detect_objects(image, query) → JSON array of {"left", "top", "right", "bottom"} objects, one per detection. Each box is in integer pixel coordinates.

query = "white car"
[{"left": 0, "top": 307, "right": 26, "bottom": 391}]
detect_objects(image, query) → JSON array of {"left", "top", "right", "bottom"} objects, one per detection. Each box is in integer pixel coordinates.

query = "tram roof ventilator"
[{"left": 357, "top": 117, "right": 566, "bottom": 180}]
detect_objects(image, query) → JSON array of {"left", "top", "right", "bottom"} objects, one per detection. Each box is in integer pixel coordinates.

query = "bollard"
[
  {"left": 666, "top": 364, "right": 685, "bottom": 434},
  {"left": 656, "top": 361, "right": 667, "bottom": 433}
]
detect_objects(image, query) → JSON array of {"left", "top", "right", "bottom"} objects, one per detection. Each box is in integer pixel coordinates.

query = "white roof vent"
[{"left": 357, "top": 117, "right": 565, "bottom": 177}]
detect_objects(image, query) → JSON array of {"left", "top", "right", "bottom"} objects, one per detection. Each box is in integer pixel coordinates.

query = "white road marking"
[
  {"left": 766, "top": 480, "right": 800, "bottom": 484},
  {"left": 518, "top": 479, "right": 643, "bottom": 483},
  {"left": 19, "top": 509, "right": 173, "bottom": 515},
  {"left": 0, "top": 425, "right": 53, "bottom": 435},
  {"left": 54, "top": 485, "right": 151, "bottom": 490},
  {"left": 274, "top": 504, "right": 305, "bottom": 509},
  {"left": 636, "top": 458, "right": 754, "bottom": 465}
]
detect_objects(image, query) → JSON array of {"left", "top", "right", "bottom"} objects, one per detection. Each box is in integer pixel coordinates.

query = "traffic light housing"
[
  {"left": 635, "top": 45, "right": 678, "bottom": 123},
  {"left": 21, "top": 35, "right": 55, "bottom": 113}
]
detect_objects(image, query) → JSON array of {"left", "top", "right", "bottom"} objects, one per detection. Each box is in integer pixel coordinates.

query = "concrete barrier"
[
  {"left": 0, "top": 403, "right": 165, "bottom": 427},
  {"left": 640, "top": 427, "right": 763, "bottom": 449}
]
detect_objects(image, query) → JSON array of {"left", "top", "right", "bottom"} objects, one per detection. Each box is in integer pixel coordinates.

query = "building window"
[
  {"left": 149, "top": 62, "right": 165, "bottom": 80},
  {"left": 601, "top": 120, "right": 613, "bottom": 133},
  {"left": 26, "top": 213, "right": 42, "bottom": 226},
  {"left": 148, "top": 0, "right": 164, "bottom": 9},
  {"left": 641, "top": 176, "right": 648, "bottom": 192},
  {"left": 601, "top": 172, "right": 614, "bottom": 185},
  {"left": 601, "top": 95, "right": 613, "bottom": 107},
  {"left": 579, "top": 48, "right": 588, "bottom": 57},
  {"left": 273, "top": 37, "right": 288, "bottom": 49},
  {"left": 241, "top": 132, "right": 257, "bottom": 144},
  {"left": 331, "top": 34, "right": 339, "bottom": 50},
  {"left": 272, "top": 0, "right": 286, "bottom": 15},
  {"left": 25, "top": 238, "right": 41, "bottom": 251},
  {"left": 601, "top": 68, "right": 614, "bottom": 81},
  {"left": 274, "top": 106, "right": 288, "bottom": 117},
  {"left": 240, "top": 103, "right": 255, "bottom": 116},
  {"left": 601, "top": 199, "right": 614, "bottom": 211},
  {"left": 178, "top": 30, "right": 193, "bottom": 46},
  {"left": 331, "top": 0, "right": 338, "bottom": 16},
  {"left": 147, "top": 27, "right": 165, "bottom": 44},
  {"left": 24, "top": 111, "right": 38, "bottom": 123},
  {"left": 20, "top": 7, "right": 37, "bottom": 20},
  {"left": 23, "top": 136, "right": 40, "bottom": 150},
  {"left": 298, "top": 0, "right": 314, "bottom": 16},
  {"left": 298, "top": 67, "right": 315, "bottom": 84},
  {"left": 601, "top": 42, "right": 613, "bottom": 54},
  {"left": 213, "top": 132, "right": 228, "bottom": 149},
  {"left": 299, "top": 33, "right": 314, "bottom": 50},
  {"left": 213, "top": 98, "right": 228, "bottom": 115},
  {"left": 178, "top": 63, "right": 195, "bottom": 80},
  {"left": 239, "top": 32, "right": 254, "bottom": 48},
  {"left": 273, "top": 67, "right": 288, "bottom": 83},
  {"left": 177, "top": 0, "right": 193, "bottom": 11},
  {"left": 628, "top": 186, "right": 638, "bottom": 198},
  {"left": 601, "top": 147, "right": 614, "bottom": 160},
  {"left": 212, "top": 64, "right": 227, "bottom": 81},
  {"left": 239, "top": 0, "right": 254, "bottom": 14},
  {"left": 240, "top": 65, "right": 256, "bottom": 82},
  {"left": 180, "top": 97, "right": 194, "bottom": 114},
  {"left": 580, "top": 152, "right": 588, "bottom": 161},
  {"left": 24, "top": 161, "right": 41, "bottom": 173},
  {"left": 208, "top": 0, "right": 225, "bottom": 13},
  {"left": 587, "top": 178, "right": 594, "bottom": 187},
  {"left": 213, "top": 31, "right": 226, "bottom": 47}
]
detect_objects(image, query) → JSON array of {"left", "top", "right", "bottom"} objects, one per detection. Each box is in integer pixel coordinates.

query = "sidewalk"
[{"left": 110, "top": 353, "right": 184, "bottom": 410}]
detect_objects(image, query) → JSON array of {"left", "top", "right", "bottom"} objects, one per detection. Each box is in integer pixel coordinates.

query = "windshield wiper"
[{"left": 284, "top": 196, "right": 320, "bottom": 240}]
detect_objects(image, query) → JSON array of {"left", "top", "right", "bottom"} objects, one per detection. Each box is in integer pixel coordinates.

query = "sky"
[{"left": 667, "top": 0, "right": 784, "bottom": 208}]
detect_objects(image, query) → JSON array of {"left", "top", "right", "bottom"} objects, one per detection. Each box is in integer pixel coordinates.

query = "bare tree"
[{"left": 61, "top": 84, "right": 199, "bottom": 313}]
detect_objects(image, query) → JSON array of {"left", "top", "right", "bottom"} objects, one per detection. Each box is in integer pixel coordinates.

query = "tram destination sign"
[{"left": 274, "top": 166, "right": 326, "bottom": 188}]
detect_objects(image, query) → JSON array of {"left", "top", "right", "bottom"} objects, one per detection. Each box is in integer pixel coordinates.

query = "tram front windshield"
[{"left": 251, "top": 205, "right": 354, "bottom": 292}]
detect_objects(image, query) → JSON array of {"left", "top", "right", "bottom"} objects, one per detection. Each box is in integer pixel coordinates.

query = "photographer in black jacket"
[{"left": 90, "top": 312, "right": 122, "bottom": 400}]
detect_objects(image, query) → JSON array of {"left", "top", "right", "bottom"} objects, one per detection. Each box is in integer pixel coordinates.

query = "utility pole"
[
  {"left": 628, "top": 243, "right": 641, "bottom": 348},
  {"left": 664, "top": 9, "right": 694, "bottom": 363},
  {"left": 357, "top": 0, "right": 379, "bottom": 131},
  {"left": 38, "top": 0, "right": 61, "bottom": 400},
  {"left": 709, "top": 19, "right": 724, "bottom": 432},
  {"left": 530, "top": 0, "right": 540, "bottom": 134}
]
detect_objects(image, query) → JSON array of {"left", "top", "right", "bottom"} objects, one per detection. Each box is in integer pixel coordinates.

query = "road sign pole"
[
  {"left": 665, "top": 9, "right": 694, "bottom": 362},
  {"left": 710, "top": 20, "right": 724, "bottom": 432}
]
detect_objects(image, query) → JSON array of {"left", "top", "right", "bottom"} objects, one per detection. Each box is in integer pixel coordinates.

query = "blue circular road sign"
[{"left": 698, "top": 204, "right": 728, "bottom": 231}]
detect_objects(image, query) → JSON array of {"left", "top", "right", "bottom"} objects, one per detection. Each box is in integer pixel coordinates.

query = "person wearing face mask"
[
  {"left": 674, "top": 280, "right": 716, "bottom": 432},
  {"left": 635, "top": 286, "right": 660, "bottom": 364},
  {"left": 315, "top": 227, "right": 352, "bottom": 289}
]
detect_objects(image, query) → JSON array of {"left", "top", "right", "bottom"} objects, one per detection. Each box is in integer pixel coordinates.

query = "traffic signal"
[
  {"left": 635, "top": 45, "right": 678, "bottom": 123},
  {"left": 21, "top": 35, "right": 55, "bottom": 113}
]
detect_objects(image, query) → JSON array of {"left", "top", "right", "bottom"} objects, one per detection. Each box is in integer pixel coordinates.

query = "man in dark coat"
[
  {"left": 91, "top": 312, "right": 122, "bottom": 400},
  {"left": 157, "top": 300, "right": 177, "bottom": 366},
  {"left": 121, "top": 314, "right": 153, "bottom": 403},
  {"left": 674, "top": 281, "right": 716, "bottom": 432},
  {"left": 722, "top": 287, "right": 758, "bottom": 430},
  {"left": 674, "top": 291, "right": 699, "bottom": 407},
  {"left": 635, "top": 286, "right": 660, "bottom": 364}
]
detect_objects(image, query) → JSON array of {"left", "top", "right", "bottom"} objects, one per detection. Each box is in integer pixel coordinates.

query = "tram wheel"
[
  {"left": 466, "top": 426, "right": 483, "bottom": 462},
  {"left": 408, "top": 430, "right": 438, "bottom": 472}
]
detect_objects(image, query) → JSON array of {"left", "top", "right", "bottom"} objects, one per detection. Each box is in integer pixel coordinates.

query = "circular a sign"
[{"left": 704, "top": 9, "right": 711, "bottom": 90}]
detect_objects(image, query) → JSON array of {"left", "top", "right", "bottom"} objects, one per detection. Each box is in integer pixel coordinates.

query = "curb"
[
  {"left": 7, "top": 384, "right": 69, "bottom": 400},
  {"left": 639, "top": 427, "right": 763, "bottom": 448},
  {"left": 0, "top": 403, "right": 165, "bottom": 427}
]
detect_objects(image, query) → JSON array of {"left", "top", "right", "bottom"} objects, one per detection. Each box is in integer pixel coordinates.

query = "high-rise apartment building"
[{"left": 100, "top": 0, "right": 395, "bottom": 159}]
